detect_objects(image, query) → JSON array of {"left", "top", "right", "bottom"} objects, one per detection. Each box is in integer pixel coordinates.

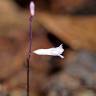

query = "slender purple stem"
[
  {"left": 29, "top": 16, "right": 32, "bottom": 59},
  {"left": 27, "top": 15, "right": 32, "bottom": 96}
]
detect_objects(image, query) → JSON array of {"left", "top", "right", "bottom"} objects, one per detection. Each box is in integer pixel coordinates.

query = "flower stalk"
[{"left": 27, "top": 1, "right": 35, "bottom": 96}]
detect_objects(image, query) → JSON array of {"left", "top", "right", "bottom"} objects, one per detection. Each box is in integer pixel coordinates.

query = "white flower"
[
  {"left": 33, "top": 44, "right": 64, "bottom": 58},
  {"left": 30, "top": 1, "right": 35, "bottom": 16}
]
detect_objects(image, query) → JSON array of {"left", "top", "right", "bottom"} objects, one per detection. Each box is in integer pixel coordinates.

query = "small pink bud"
[{"left": 30, "top": 1, "right": 35, "bottom": 16}]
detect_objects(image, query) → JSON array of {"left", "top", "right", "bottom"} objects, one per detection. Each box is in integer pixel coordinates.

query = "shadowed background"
[{"left": 0, "top": 0, "right": 96, "bottom": 96}]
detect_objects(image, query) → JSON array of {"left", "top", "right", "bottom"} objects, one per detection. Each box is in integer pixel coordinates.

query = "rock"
[{"left": 74, "top": 90, "right": 96, "bottom": 96}]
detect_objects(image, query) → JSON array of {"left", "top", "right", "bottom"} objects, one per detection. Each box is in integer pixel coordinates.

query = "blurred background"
[{"left": 0, "top": 0, "right": 96, "bottom": 96}]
